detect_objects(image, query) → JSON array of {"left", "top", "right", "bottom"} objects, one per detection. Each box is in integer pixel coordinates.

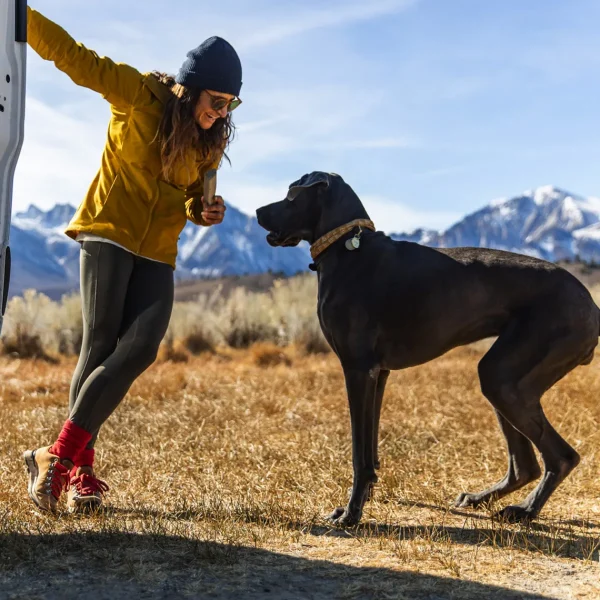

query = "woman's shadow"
[{"left": 1, "top": 529, "right": 565, "bottom": 599}]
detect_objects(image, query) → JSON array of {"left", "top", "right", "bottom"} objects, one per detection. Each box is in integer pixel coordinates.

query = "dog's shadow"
[
  {"left": 395, "top": 500, "right": 600, "bottom": 530},
  {"left": 101, "top": 500, "right": 600, "bottom": 563},
  {"left": 300, "top": 501, "right": 600, "bottom": 562}
]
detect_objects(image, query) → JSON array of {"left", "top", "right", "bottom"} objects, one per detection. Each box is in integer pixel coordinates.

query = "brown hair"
[{"left": 152, "top": 72, "right": 235, "bottom": 183}]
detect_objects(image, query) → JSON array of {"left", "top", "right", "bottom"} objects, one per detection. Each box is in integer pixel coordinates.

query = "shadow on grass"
[
  {"left": 395, "top": 499, "right": 600, "bottom": 531},
  {"left": 306, "top": 521, "right": 600, "bottom": 563},
  {"left": 0, "top": 531, "right": 561, "bottom": 600},
  {"left": 101, "top": 502, "right": 600, "bottom": 563}
]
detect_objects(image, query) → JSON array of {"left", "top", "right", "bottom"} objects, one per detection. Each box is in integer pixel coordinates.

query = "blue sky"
[{"left": 13, "top": 0, "right": 600, "bottom": 233}]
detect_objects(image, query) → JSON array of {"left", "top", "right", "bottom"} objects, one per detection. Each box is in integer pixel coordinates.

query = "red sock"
[
  {"left": 76, "top": 448, "right": 95, "bottom": 468},
  {"left": 49, "top": 420, "right": 92, "bottom": 463}
]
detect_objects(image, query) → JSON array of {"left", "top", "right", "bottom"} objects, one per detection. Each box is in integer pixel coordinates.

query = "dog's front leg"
[
  {"left": 328, "top": 367, "right": 379, "bottom": 527},
  {"left": 373, "top": 370, "right": 390, "bottom": 470}
]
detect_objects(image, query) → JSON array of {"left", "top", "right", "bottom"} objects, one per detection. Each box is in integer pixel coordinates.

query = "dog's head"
[{"left": 256, "top": 171, "right": 369, "bottom": 247}]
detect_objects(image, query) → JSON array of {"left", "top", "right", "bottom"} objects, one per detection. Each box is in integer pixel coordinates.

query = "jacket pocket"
[{"left": 143, "top": 181, "right": 187, "bottom": 257}]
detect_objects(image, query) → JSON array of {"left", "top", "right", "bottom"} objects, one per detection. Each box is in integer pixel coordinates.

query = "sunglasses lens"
[
  {"left": 228, "top": 99, "right": 241, "bottom": 112},
  {"left": 207, "top": 93, "right": 242, "bottom": 113}
]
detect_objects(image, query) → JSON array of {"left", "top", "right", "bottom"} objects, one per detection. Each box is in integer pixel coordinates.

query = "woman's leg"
[
  {"left": 66, "top": 250, "right": 173, "bottom": 513},
  {"left": 68, "top": 241, "right": 134, "bottom": 464},
  {"left": 69, "top": 255, "right": 174, "bottom": 436}
]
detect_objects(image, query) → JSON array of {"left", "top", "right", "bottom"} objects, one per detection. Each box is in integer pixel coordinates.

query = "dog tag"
[{"left": 345, "top": 237, "right": 360, "bottom": 251}]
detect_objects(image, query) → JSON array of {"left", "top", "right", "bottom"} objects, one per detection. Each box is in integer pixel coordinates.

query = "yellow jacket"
[{"left": 27, "top": 7, "right": 222, "bottom": 268}]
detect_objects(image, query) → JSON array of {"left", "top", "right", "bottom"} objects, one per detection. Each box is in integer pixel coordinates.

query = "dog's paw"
[
  {"left": 326, "top": 507, "right": 346, "bottom": 522},
  {"left": 326, "top": 506, "right": 360, "bottom": 527},
  {"left": 494, "top": 504, "right": 537, "bottom": 524}
]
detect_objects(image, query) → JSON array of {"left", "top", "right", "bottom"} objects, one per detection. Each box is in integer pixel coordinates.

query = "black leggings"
[{"left": 69, "top": 242, "right": 174, "bottom": 449}]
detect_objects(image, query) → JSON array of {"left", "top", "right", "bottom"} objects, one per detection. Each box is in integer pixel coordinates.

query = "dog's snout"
[
  {"left": 256, "top": 202, "right": 283, "bottom": 231},
  {"left": 256, "top": 206, "right": 268, "bottom": 227}
]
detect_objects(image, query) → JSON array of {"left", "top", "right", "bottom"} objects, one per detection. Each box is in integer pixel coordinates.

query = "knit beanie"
[{"left": 176, "top": 37, "right": 242, "bottom": 96}]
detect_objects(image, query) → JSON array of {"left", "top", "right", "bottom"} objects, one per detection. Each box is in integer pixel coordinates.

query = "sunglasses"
[{"left": 205, "top": 90, "right": 242, "bottom": 113}]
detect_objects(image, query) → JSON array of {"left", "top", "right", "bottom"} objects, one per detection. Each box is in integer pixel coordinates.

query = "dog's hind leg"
[
  {"left": 455, "top": 409, "right": 541, "bottom": 509},
  {"left": 328, "top": 367, "right": 380, "bottom": 527},
  {"left": 463, "top": 316, "right": 595, "bottom": 522},
  {"left": 373, "top": 370, "right": 390, "bottom": 471}
]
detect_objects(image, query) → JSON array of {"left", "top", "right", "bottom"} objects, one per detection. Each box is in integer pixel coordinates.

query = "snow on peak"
[
  {"left": 573, "top": 221, "right": 600, "bottom": 241},
  {"left": 14, "top": 203, "right": 77, "bottom": 232},
  {"left": 516, "top": 186, "right": 600, "bottom": 224},
  {"left": 16, "top": 205, "right": 44, "bottom": 220},
  {"left": 528, "top": 185, "right": 572, "bottom": 206},
  {"left": 575, "top": 195, "right": 600, "bottom": 217}
]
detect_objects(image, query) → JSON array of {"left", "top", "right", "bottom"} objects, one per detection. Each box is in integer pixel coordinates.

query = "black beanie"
[{"left": 176, "top": 37, "right": 242, "bottom": 97}]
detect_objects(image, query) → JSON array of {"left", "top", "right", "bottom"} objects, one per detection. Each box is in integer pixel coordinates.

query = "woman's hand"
[{"left": 201, "top": 195, "right": 226, "bottom": 226}]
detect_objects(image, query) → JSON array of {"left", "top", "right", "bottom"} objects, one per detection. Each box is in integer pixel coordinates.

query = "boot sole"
[{"left": 23, "top": 450, "right": 53, "bottom": 513}]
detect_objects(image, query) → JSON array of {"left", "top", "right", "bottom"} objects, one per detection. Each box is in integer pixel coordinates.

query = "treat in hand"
[{"left": 203, "top": 169, "right": 217, "bottom": 207}]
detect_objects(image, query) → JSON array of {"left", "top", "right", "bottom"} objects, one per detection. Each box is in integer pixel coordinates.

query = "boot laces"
[
  {"left": 71, "top": 472, "right": 109, "bottom": 497},
  {"left": 46, "top": 460, "right": 70, "bottom": 500}
]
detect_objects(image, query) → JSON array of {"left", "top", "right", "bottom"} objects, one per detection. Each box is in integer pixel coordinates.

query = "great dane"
[{"left": 256, "top": 171, "right": 599, "bottom": 527}]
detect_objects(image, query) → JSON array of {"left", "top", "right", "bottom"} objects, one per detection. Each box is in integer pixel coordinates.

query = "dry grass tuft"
[
  {"left": 157, "top": 338, "right": 190, "bottom": 363},
  {"left": 296, "top": 322, "right": 331, "bottom": 355},
  {"left": 1, "top": 325, "right": 56, "bottom": 362},
  {"left": 182, "top": 331, "right": 215, "bottom": 355},
  {"left": 250, "top": 342, "right": 293, "bottom": 367}
]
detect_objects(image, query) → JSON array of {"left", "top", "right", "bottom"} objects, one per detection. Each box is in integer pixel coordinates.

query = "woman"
[{"left": 23, "top": 6, "right": 243, "bottom": 513}]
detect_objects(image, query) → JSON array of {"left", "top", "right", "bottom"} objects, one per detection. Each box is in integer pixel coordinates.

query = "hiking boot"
[
  {"left": 23, "top": 446, "right": 72, "bottom": 513},
  {"left": 67, "top": 466, "right": 109, "bottom": 513}
]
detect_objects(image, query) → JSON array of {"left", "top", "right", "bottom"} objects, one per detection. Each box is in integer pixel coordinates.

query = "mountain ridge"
[{"left": 9, "top": 184, "right": 600, "bottom": 299}]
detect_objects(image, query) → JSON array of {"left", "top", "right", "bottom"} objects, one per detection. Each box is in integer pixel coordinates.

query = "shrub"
[{"left": 250, "top": 342, "right": 292, "bottom": 367}]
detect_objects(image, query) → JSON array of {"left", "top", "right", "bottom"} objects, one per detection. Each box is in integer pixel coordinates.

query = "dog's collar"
[{"left": 310, "top": 219, "right": 376, "bottom": 260}]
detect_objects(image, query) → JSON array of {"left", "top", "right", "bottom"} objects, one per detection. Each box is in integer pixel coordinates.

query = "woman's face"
[{"left": 195, "top": 89, "right": 235, "bottom": 129}]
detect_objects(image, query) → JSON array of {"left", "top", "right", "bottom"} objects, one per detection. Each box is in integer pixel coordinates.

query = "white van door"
[{"left": 0, "top": 0, "right": 26, "bottom": 332}]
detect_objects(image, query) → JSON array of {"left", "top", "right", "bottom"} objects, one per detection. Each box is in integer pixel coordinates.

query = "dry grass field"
[{"left": 0, "top": 341, "right": 599, "bottom": 599}]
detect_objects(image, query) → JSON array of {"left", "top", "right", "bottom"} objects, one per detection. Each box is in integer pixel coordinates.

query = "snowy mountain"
[
  {"left": 8, "top": 202, "right": 310, "bottom": 298},
  {"left": 8, "top": 185, "right": 600, "bottom": 299},
  {"left": 176, "top": 202, "right": 310, "bottom": 279},
  {"left": 391, "top": 186, "right": 600, "bottom": 263}
]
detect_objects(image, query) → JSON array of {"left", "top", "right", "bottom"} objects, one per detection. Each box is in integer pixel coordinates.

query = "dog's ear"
[{"left": 287, "top": 172, "right": 331, "bottom": 201}]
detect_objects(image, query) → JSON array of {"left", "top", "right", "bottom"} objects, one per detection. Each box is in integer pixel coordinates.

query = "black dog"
[{"left": 256, "top": 171, "right": 599, "bottom": 527}]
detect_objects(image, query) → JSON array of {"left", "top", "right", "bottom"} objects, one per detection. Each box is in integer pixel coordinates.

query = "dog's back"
[
  {"left": 320, "top": 231, "right": 599, "bottom": 368},
  {"left": 368, "top": 232, "right": 593, "bottom": 309}
]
